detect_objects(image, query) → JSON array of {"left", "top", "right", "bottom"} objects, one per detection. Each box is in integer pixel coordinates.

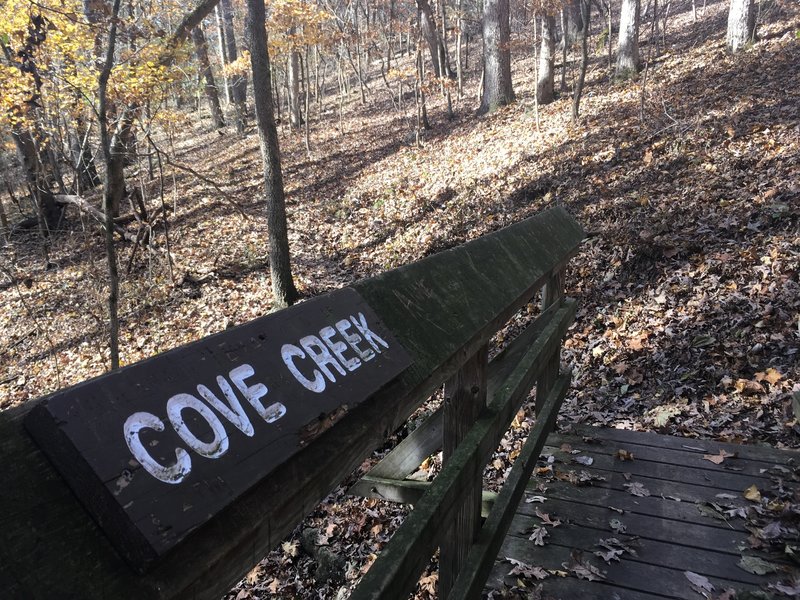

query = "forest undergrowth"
[{"left": 1, "top": 0, "right": 798, "bottom": 596}]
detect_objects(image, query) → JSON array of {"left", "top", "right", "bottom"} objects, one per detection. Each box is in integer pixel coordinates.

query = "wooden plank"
[
  {"left": 348, "top": 476, "right": 498, "bottom": 516},
  {"left": 538, "top": 462, "right": 771, "bottom": 506},
  {"left": 542, "top": 445, "right": 779, "bottom": 493},
  {"left": 0, "top": 206, "right": 584, "bottom": 600},
  {"left": 492, "top": 536, "right": 761, "bottom": 599},
  {"left": 515, "top": 496, "right": 749, "bottom": 553},
  {"left": 549, "top": 433, "right": 800, "bottom": 483},
  {"left": 365, "top": 410, "right": 443, "bottom": 481},
  {"left": 350, "top": 301, "right": 577, "bottom": 600},
  {"left": 536, "top": 480, "right": 750, "bottom": 531},
  {"left": 351, "top": 299, "right": 569, "bottom": 494},
  {"left": 568, "top": 425, "right": 800, "bottom": 466},
  {"left": 440, "top": 346, "right": 488, "bottom": 597},
  {"left": 486, "top": 566, "right": 671, "bottom": 600},
  {"left": 23, "top": 288, "right": 411, "bottom": 571},
  {"left": 503, "top": 514, "right": 770, "bottom": 585},
  {"left": 535, "top": 269, "right": 563, "bottom": 414},
  {"left": 447, "top": 372, "right": 571, "bottom": 600}
]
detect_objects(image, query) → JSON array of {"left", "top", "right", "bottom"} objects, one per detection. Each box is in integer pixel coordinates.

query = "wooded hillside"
[{"left": 0, "top": 0, "right": 798, "bottom": 595}]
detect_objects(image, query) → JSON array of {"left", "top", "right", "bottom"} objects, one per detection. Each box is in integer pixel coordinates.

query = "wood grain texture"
[
  {"left": 440, "top": 345, "right": 487, "bottom": 597},
  {"left": 23, "top": 288, "right": 411, "bottom": 570},
  {"left": 349, "top": 302, "right": 576, "bottom": 600},
  {"left": 484, "top": 425, "right": 798, "bottom": 599},
  {"left": 0, "top": 206, "right": 586, "bottom": 599}
]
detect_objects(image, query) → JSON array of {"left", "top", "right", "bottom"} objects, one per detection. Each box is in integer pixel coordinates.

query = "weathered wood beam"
[
  {"left": 440, "top": 345, "right": 487, "bottom": 597},
  {"left": 354, "top": 475, "right": 498, "bottom": 517},
  {"left": 447, "top": 371, "right": 571, "bottom": 599},
  {"left": 348, "top": 300, "right": 576, "bottom": 600},
  {"left": 0, "top": 206, "right": 584, "bottom": 599}
]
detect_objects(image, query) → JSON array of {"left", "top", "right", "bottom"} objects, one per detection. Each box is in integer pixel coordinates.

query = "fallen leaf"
[
  {"left": 506, "top": 557, "right": 549, "bottom": 580},
  {"left": 528, "top": 526, "right": 549, "bottom": 546},
  {"left": 754, "top": 367, "right": 783, "bottom": 385},
  {"left": 703, "top": 449, "right": 736, "bottom": 464},
  {"left": 563, "top": 550, "right": 606, "bottom": 582},
  {"left": 245, "top": 565, "right": 263, "bottom": 585},
  {"left": 738, "top": 556, "right": 780, "bottom": 575},
  {"left": 685, "top": 571, "right": 714, "bottom": 592},
  {"left": 535, "top": 509, "right": 562, "bottom": 527},
  {"left": 281, "top": 540, "right": 299, "bottom": 558},
  {"left": 616, "top": 449, "right": 635, "bottom": 461},
  {"left": 624, "top": 482, "right": 651, "bottom": 497},
  {"left": 744, "top": 485, "right": 762, "bottom": 502},
  {"left": 526, "top": 495, "right": 547, "bottom": 503},
  {"left": 609, "top": 518, "right": 627, "bottom": 534},
  {"left": 574, "top": 455, "right": 594, "bottom": 466}
]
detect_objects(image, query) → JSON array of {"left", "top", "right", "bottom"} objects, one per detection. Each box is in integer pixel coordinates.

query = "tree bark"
[
  {"left": 287, "top": 48, "right": 304, "bottom": 129},
  {"left": 416, "top": 0, "right": 450, "bottom": 78},
  {"left": 479, "top": 0, "right": 514, "bottom": 114},
  {"left": 192, "top": 26, "right": 226, "bottom": 129},
  {"left": 726, "top": 0, "right": 756, "bottom": 52},
  {"left": 98, "top": 0, "right": 123, "bottom": 370},
  {"left": 220, "top": 0, "right": 247, "bottom": 132},
  {"left": 536, "top": 14, "right": 556, "bottom": 104},
  {"left": 215, "top": 5, "right": 233, "bottom": 104},
  {"left": 70, "top": 120, "right": 101, "bottom": 193},
  {"left": 246, "top": 0, "right": 299, "bottom": 308},
  {"left": 572, "top": 0, "right": 590, "bottom": 121},
  {"left": 563, "top": 0, "right": 584, "bottom": 48},
  {"left": 616, "top": 0, "right": 640, "bottom": 78}
]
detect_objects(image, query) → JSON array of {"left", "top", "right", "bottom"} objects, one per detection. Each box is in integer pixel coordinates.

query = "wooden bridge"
[{"left": 1, "top": 205, "right": 797, "bottom": 599}]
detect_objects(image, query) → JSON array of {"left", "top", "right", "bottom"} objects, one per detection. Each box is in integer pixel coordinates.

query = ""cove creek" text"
[{"left": 123, "top": 312, "right": 390, "bottom": 484}]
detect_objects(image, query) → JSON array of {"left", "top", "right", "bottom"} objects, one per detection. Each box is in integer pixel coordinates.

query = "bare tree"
[
  {"left": 536, "top": 14, "right": 556, "bottom": 104},
  {"left": 726, "top": 0, "right": 756, "bottom": 52},
  {"left": 246, "top": 0, "right": 299, "bottom": 308},
  {"left": 616, "top": 0, "right": 640, "bottom": 78},
  {"left": 192, "top": 25, "right": 226, "bottom": 129},
  {"left": 479, "top": 0, "right": 514, "bottom": 114}
]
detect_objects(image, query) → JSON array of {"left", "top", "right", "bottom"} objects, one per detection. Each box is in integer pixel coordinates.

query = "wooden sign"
[{"left": 24, "top": 288, "right": 411, "bottom": 572}]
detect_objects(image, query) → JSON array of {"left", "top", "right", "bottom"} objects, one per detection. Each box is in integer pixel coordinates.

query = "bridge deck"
[{"left": 484, "top": 425, "right": 799, "bottom": 599}]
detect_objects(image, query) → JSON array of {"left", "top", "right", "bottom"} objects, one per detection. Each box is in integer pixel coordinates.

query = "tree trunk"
[
  {"left": 70, "top": 120, "right": 101, "bottom": 193},
  {"left": 726, "top": 0, "right": 756, "bottom": 52},
  {"left": 456, "top": 0, "right": 463, "bottom": 96},
  {"left": 479, "top": 0, "right": 514, "bottom": 114},
  {"left": 572, "top": 0, "right": 590, "bottom": 121},
  {"left": 98, "top": 0, "right": 123, "bottom": 370},
  {"left": 192, "top": 26, "right": 226, "bottom": 129},
  {"left": 416, "top": 0, "right": 450, "bottom": 78},
  {"left": 288, "top": 46, "right": 304, "bottom": 128},
  {"left": 215, "top": 5, "right": 233, "bottom": 105},
  {"left": 616, "top": 0, "right": 640, "bottom": 78},
  {"left": 246, "top": 0, "right": 299, "bottom": 308},
  {"left": 220, "top": 0, "right": 247, "bottom": 132},
  {"left": 537, "top": 14, "right": 556, "bottom": 104},
  {"left": 563, "top": 0, "right": 584, "bottom": 47}
]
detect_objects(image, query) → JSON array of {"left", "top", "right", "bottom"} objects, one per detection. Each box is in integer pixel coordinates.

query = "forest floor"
[{"left": 1, "top": 0, "right": 799, "bottom": 597}]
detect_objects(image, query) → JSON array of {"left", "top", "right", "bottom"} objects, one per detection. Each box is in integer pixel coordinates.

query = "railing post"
[
  {"left": 537, "top": 269, "right": 564, "bottom": 413},
  {"left": 439, "top": 344, "right": 488, "bottom": 598}
]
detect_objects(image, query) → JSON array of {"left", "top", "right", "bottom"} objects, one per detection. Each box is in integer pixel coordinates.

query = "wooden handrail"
[
  {"left": 0, "top": 206, "right": 584, "bottom": 599},
  {"left": 349, "top": 300, "right": 576, "bottom": 599}
]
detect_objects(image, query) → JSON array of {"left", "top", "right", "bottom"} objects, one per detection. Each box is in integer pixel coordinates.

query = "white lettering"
[
  {"left": 336, "top": 319, "right": 374, "bottom": 362},
  {"left": 300, "top": 335, "right": 347, "bottom": 382},
  {"left": 321, "top": 325, "right": 361, "bottom": 372},
  {"left": 124, "top": 412, "right": 191, "bottom": 484},
  {"left": 282, "top": 343, "right": 326, "bottom": 392},
  {"left": 167, "top": 393, "right": 229, "bottom": 459},
  {"left": 351, "top": 312, "right": 389, "bottom": 352},
  {"left": 197, "top": 377, "right": 254, "bottom": 437},
  {"left": 229, "top": 364, "right": 286, "bottom": 423}
]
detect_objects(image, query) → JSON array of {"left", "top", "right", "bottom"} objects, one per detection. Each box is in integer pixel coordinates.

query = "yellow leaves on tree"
[
  {"left": 0, "top": 0, "right": 187, "bottom": 128},
  {"left": 265, "top": 0, "right": 337, "bottom": 56}
]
